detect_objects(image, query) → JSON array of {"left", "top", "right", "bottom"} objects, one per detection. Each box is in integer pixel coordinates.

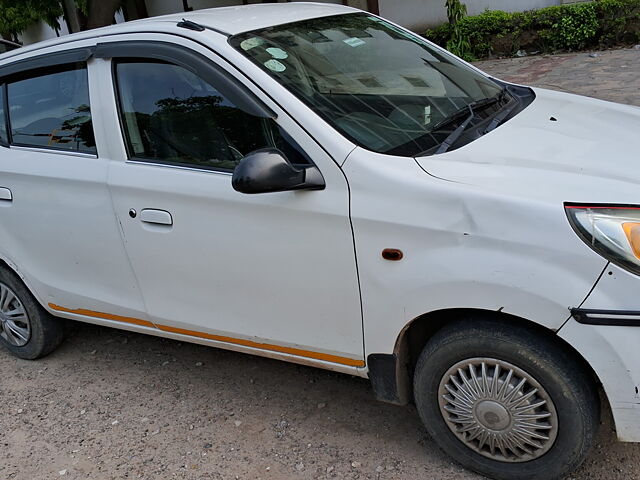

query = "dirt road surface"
[{"left": 2, "top": 48, "right": 640, "bottom": 480}]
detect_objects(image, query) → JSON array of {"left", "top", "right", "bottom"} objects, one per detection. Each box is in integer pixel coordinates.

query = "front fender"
[{"left": 343, "top": 148, "right": 607, "bottom": 357}]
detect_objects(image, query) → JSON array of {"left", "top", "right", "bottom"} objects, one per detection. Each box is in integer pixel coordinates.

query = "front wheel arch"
[{"left": 369, "top": 309, "right": 606, "bottom": 413}]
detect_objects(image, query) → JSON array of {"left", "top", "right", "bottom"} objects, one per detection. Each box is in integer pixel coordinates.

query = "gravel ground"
[
  {"left": 3, "top": 323, "right": 640, "bottom": 480},
  {"left": 2, "top": 48, "right": 640, "bottom": 480}
]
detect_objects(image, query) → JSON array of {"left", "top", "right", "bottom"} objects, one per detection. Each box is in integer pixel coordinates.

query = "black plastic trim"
[
  {"left": 571, "top": 308, "right": 640, "bottom": 326},
  {"left": 177, "top": 19, "right": 205, "bottom": 32},
  {"left": 367, "top": 353, "right": 407, "bottom": 405},
  {"left": 0, "top": 47, "right": 94, "bottom": 80},
  {"left": 95, "top": 41, "right": 274, "bottom": 119},
  {"left": 176, "top": 18, "right": 229, "bottom": 37},
  {"left": 565, "top": 202, "right": 640, "bottom": 210}
]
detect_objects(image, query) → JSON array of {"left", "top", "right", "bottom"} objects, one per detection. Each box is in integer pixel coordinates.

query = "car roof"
[
  {"left": 0, "top": 3, "right": 358, "bottom": 62},
  {"left": 154, "top": 2, "right": 358, "bottom": 35}
]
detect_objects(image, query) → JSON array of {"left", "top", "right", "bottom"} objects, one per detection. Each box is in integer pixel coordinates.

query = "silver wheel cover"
[
  {"left": 438, "top": 357, "right": 558, "bottom": 462},
  {"left": 0, "top": 282, "right": 31, "bottom": 347}
]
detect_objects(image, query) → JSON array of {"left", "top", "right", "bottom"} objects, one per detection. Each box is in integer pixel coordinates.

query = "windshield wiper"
[
  {"left": 430, "top": 89, "right": 507, "bottom": 133},
  {"left": 434, "top": 105, "right": 475, "bottom": 154},
  {"left": 483, "top": 97, "right": 518, "bottom": 134},
  {"left": 429, "top": 88, "right": 510, "bottom": 155}
]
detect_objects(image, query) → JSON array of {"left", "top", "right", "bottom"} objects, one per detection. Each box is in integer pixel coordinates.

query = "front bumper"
[{"left": 558, "top": 264, "right": 640, "bottom": 442}]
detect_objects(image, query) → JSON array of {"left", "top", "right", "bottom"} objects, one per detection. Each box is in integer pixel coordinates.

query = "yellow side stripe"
[
  {"left": 48, "top": 303, "right": 365, "bottom": 368},
  {"left": 49, "top": 303, "right": 156, "bottom": 328}
]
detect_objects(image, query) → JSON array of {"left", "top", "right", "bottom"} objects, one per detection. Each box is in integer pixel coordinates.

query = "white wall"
[
  {"left": 380, "top": 0, "right": 561, "bottom": 31},
  {"left": 146, "top": 0, "right": 343, "bottom": 18},
  {"left": 18, "top": 16, "right": 70, "bottom": 45}
]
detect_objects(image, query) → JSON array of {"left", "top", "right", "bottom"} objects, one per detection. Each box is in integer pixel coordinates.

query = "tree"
[
  {"left": 86, "top": 0, "right": 123, "bottom": 29},
  {"left": 73, "top": 0, "right": 125, "bottom": 31},
  {"left": 444, "top": 0, "right": 472, "bottom": 60},
  {"left": 0, "top": 0, "right": 126, "bottom": 41},
  {"left": 0, "top": 0, "right": 62, "bottom": 41}
]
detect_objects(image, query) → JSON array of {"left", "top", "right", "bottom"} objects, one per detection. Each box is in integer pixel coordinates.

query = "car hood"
[{"left": 415, "top": 87, "right": 640, "bottom": 205}]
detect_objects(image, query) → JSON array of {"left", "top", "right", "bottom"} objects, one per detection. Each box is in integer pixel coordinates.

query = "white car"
[{"left": 0, "top": 4, "right": 638, "bottom": 479}]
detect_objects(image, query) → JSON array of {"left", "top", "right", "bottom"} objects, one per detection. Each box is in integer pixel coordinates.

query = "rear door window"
[{"left": 7, "top": 63, "right": 96, "bottom": 154}]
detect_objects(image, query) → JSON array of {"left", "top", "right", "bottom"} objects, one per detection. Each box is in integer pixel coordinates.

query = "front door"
[{"left": 97, "top": 39, "right": 364, "bottom": 369}]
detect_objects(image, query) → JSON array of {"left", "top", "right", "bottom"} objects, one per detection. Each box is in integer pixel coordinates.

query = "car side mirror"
[{"left": 232, "top": 148, "right": 325, "bottom": 194}]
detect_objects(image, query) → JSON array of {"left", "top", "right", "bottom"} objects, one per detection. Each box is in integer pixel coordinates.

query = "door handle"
[
  {"left": 140, "top": 209, "right": 173, "bottom": 226},
  {"left": 0, "top": 187, "right": 12, "bottom": 202}
]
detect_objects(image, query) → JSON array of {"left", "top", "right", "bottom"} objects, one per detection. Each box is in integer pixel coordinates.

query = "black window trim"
[
  {"left": 0, "top": 47, "right": 95, "bottom": 80},
  {"left": 95, "top": 41, "right": 275, "bottom": 120}
]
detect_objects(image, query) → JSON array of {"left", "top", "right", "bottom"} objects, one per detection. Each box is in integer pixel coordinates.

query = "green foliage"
[
  {"left": 549, "top": 2, "right": 599, "bottom": 49},
  {"left": 0, "top": 0, "right": 62, "bottom": 39},
  {"left": 445, "top": 0, "right": 473, "bottom": 60},
  {"left": 0, "top": 0, "right": 125, "bottom": 40},
  {"left": 75, "top": 0, "right": 88, "bottom": 15},
  {"left": 426, "top": 0, "right": 640, "bottom": 59}
]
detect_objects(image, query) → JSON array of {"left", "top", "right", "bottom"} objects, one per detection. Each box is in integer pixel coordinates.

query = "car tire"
[
  {"left": 0, "top": 267, "right": 64, "bottom": 359},
  {"left": 413, "top": 316, "right": 599, "bottom": 480}
]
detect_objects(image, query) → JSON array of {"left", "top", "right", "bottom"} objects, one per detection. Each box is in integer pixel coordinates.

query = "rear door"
[
  {"left": 95, "top": 35, "right": 364, "bottom": 369},
  {"left": 0, "top": 45, "right": 146, "bottom": 319}
]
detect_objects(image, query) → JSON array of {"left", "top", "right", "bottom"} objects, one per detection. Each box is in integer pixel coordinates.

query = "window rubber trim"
[
  {"left": 571, "top": 308, "right": 640, "bottom": 326},
  {"left": 94, "top": 40, "right": 275, "bottom": 119},
  {"left": 0, "top": 47, "right": 95, "bottom": 80}
]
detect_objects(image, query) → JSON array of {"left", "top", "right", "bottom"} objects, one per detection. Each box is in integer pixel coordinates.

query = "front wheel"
[{"left": 413, "top": 317, "right": 599, "bottom": 480}]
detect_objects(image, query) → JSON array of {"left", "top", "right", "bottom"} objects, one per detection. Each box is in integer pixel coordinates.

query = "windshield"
[{"left": 230, "top": 13, "right": 505, "bottom": 157}]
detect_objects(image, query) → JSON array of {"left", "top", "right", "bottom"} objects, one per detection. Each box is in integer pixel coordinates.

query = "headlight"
[{"left": 565, "top": 204, "right": 640, "bottom": 275}]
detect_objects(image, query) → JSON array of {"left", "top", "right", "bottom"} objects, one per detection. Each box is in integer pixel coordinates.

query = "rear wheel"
[
  {"left": 0, "top": 267, "right": 64, "bottom": 359},
  {"left": 413, "top": 317, "right": 599, "bottom": 480}
]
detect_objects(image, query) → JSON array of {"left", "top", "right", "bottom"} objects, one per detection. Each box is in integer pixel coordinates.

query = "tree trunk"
[
  {"left": 86, "top": 0, "right": 122, "bottom": 30},
  {"left": 62, "top": 0, "right": 81, "bottom": 33}
]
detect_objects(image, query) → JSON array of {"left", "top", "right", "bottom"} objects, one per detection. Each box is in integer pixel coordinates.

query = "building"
[{"left": 18, "top": 0, "right": 581, "bottom": 46}]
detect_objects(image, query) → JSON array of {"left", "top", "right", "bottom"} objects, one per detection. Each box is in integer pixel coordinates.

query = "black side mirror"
[{"left": 232, "top": 148, "right": 325, "bottom": 194}]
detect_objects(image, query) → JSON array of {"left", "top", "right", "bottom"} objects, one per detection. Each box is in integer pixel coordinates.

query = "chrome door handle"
[
  {"left": 140, "top": 209, "right": 173, "bottom": 226},
  {"left": 0, "top": 187, "right": 12, "bottom": 202}
]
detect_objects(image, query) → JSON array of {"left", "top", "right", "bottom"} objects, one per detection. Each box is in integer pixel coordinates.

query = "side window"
[
  {"left": 114, "top": 60, "right": 310, "bottom": 172},
  {"left": 7, "top": 63, "right": 96, "bottom": 154},
  {"left": 0, "top": 85, "right": 7, "bottom": 145}
]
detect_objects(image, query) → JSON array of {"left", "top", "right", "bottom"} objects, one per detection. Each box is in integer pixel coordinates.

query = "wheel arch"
[
  {"left": 368, "top": 308, "right": 607, "bottom": 413},
  {"left": 0, "top": 256, "right": 49, "bottom": 312}
]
